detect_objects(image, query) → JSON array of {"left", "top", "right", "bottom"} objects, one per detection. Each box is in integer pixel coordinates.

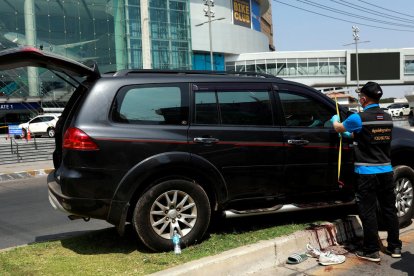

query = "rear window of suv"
[
  {"left": 112, "top": 84, "right": 189, "bottom": 125},
  {"left": 194, "top": 90, "right": 273, "bottom": 126}
]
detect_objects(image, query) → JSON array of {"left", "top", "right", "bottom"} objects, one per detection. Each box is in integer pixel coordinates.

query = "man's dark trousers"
[{"left": 355, "top": 172, "right": 402, "bottom": 253}]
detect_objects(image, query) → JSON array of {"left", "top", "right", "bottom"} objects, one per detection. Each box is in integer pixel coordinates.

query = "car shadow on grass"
[
  {"left": 57, "top": 205, "right": 357, "bottom": 255},
  {"left": 59, "top": 225, "right": 152, "bottom": 254}
]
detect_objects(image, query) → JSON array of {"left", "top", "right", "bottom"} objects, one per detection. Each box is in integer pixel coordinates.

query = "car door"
[
  {"left": 28, "top": 117, "right": 44, "bottom": 134},
  {"left": 188, "top": 82, "right": 285, "bottom": 205},
  {"left": 275, "top": 83, "right": 354, "bottom": 200},
  {"left": 40, "top": 116, "right": 54, "bottom": 132}
]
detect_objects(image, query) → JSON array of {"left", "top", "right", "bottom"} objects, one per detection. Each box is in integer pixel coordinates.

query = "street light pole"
[
  {"left": 352, "top": 26, "right": 360, "bottom": 91},
  {"left": 204, "top": 0, "right": 215, "bottom": 71},
  {"left": 208, "top": 5, "right": 213, "bottom": 71},
  {"left": 343, "top": 26, "right": 369, "bottom": 107}
]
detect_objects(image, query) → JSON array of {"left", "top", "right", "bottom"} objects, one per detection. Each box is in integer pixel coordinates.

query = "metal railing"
[{"left": 10, "top": 137, "right": 22, "bottom": 162}]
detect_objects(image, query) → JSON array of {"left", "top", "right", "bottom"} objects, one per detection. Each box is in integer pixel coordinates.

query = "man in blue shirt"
[{"left": 331, "top": 82, "right": 401, "bottom": 262}]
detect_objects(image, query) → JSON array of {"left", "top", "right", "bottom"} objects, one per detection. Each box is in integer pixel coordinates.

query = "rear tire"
[
  {"left": 133, "top": 179, "right": 211, "bottom": 252},
  {"left": 47, "top": 127, "right": 56, "bottom": 138}
]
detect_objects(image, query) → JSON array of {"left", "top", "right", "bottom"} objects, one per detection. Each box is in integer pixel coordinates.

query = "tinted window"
[
  {"left": 41, "top": 116, "right": 54, "bottom": 122},
  {"left": 112, "top": 85, "right": 188, "bottom": 125},
  {"left": 30, "top": 117, "right": 43, "bottom": 124},
  {"left": 279, "top": 92, "right": 332, "bottom": 128},
  {"left": 194, "top": 91, "right": 219, "bottom": 124},
  {"left": 388, "top": 103, "right": 407, "bottom": 109},
  {"left": 194, "top": 90, "right": 272, "bottom": 126}
]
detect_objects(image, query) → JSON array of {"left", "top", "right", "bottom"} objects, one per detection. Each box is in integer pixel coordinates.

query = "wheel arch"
[
  {"left": 107, "top": 152, "right": 228, "bottom": 230},
  {"left": 392, "top": 140, "right": 414, "bottom": 170}
]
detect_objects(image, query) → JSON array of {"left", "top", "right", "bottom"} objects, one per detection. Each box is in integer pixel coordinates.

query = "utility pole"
[
  {"left": 204, "top": 0, "right": 215, "bottom": 71},
  {"left": 343, "top": 26, "right": 369, "bottom": 98},
  {"left": 196, "top": 1, "right": 224, "bottom": 71},
  {"left": 352, "top": 26, "right": 360, "bottom": 91}
]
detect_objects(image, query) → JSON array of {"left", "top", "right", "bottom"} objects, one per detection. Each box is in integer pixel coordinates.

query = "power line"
[
  {"left": 330, "top": 0, "right": 414, "bottom": 24},
  {"left": 357, "top": 0, "right": 414, "bottom": 19},
  {"left": 297, "top": 0, "right": 414, "bottom": 29},
  {"left": 273, "top": 0, "right": 414, "bottom": 33}
]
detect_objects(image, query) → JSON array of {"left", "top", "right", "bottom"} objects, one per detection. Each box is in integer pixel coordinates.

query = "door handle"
[
  {"left": 193, "top": 137, "right": 220, "bottom": 144},
  {"left": 287, "top": 139, "right": 309, "bottom": 146}
]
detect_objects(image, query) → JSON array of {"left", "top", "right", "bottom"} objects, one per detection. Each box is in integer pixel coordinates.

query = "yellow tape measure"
[{"left": 335, "top": 97, "right": 342, "bottom": 184}]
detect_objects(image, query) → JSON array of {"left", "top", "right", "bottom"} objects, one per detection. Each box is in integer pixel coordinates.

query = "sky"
[{"left": 271, "top": 0, "right": 414, "bottom": 98}]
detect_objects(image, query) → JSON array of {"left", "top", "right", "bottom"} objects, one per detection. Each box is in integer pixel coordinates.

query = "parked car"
[
  {"left": 1, "top": 47, "right": 414, "bottom": 252},
  {"left": 387, "top": 103, "right": 410, "bottom": 117},
  {"left": 18, "top": 113, "right": 60, "bottom": 138}
]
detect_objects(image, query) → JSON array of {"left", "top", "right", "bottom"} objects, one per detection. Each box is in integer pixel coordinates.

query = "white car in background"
[
  {"left": 18, "top": 113, "right": 61, "bottom": 138},
  {"left": 387, "top": 103, "right": 410, "bottom": 117}
]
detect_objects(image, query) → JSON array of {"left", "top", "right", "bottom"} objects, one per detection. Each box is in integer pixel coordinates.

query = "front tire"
[
  {"left": 394, "top": 166, "right": 414, "bottom": 227},
  {"left": 133, "top": 179, "right": 211, "bottom": 252}
]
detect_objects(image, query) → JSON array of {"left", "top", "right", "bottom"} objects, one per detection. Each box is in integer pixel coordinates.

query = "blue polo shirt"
[{"left": 342, "top": 104, "right": 393, "bottom": 174}]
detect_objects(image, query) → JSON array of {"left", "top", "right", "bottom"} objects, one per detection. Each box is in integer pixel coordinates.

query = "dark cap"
[{"left": 360, "top": 81, "right": 383, "bottom": 100}]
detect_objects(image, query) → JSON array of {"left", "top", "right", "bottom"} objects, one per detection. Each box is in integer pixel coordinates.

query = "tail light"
[{"left": 63, "top": 127, "right": 99, "bottom": 150}]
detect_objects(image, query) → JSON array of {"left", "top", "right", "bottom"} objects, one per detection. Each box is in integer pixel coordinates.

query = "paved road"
[{"left": 0, "top": 175, "right": 111, "bottom": 250}]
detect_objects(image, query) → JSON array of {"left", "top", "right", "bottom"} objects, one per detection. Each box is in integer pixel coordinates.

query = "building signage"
[
  {"left": 8, "top": 125, "right": 22, "bottom": 136},
  {"left": 0, "top": 102, "right": 41, "bottom": 111},
  {"left": 233, "top": 0, "right": 251, "bottom": 28},
  {"left": 0, "top": 104, "right": 14, "bottom": 110}
]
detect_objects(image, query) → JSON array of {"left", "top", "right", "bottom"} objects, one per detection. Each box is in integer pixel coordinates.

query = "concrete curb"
[
  {"left": 0, "top": 168, "right": 53, "bottom": 182},
  {"left": 150, "top": 216, "right": 363, "bottom": 276}
]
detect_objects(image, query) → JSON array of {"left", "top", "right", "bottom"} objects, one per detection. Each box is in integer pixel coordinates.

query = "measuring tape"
[{"left": 335, "top": 97, "right": 344, "bottom": 187}]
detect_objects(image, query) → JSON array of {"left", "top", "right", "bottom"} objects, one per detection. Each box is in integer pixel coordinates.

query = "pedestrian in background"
[{"left": 331, "top": 81, "right": 402, "bottom": 262}]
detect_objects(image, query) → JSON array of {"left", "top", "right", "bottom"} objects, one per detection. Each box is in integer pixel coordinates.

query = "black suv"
[{"left": 1, "top": 48, "right": 414, "bottom": 252}]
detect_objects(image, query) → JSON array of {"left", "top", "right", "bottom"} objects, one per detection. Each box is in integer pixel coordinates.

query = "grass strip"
[{"left": 0, "top": 207, "right": 352, "bottom": 275}]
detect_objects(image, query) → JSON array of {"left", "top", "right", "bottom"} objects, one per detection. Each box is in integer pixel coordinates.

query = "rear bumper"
[{"left": 47, "top": 171, "right": 112, "bottom": 220}]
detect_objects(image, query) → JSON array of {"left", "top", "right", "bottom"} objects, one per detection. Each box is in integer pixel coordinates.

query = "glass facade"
[
  {"left": 0, "top": 0, "right": 192, "bottom": 98},
  {"left": 149, "top": 0, "right": 192, "bottom": 69},
  {"left": 405, "top": 55, "right": 414, "bottom": 75},
  {"left": 226, "top": 57, "right": 347, "bottom": 77}
]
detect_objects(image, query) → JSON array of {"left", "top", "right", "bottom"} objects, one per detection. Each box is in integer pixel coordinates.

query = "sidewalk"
[
  {"left": 150, "top": 216, "right": 365, "bottom": 276},
  {"left": 0, "top": 160, "right": 54, "bottom": 181},
  {"left": 151, "top": 217, "right": 414, "bottom": 276}
]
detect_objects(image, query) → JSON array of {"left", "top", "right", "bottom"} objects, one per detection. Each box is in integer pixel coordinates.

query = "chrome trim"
[
  {"left": 48, "top": 190, "right": 70, "bottom": 214},
  {"left": 224, "top": 202, "right": 354, "bottom": 219},
  {"left": 354, "top": 162, "right": 391, "bottom": 166},
  {"left": 362, "top": 121, "right": 393, "bottom": 125}
]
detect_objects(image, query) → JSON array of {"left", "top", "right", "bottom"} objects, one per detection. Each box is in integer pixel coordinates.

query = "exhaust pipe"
[{"left": 68, "top": 215, "right": 90, "bottom": 221}]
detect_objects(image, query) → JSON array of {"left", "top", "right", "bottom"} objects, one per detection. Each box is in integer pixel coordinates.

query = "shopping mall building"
[{"left": 0, "top": 0, "right": 273, "bottom": 73}]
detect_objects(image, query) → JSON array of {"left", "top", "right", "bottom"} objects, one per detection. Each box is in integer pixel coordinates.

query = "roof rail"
[
  {"left": 225, "top": 71, "right": 280, "bottom": 79},
  {"left": 112, "top": 69, "right": 227, "bottom": 77},
  {"left": 111, "top": 69, "right": 280, "bottom": 79}
]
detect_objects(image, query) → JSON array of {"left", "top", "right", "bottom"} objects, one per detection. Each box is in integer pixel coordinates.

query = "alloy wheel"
[
  {"left": 150, "top": 190, "right": 197, "bottom": 239},
  {"left": 395, "top": 177, "right": 414, "bottom": 218}
]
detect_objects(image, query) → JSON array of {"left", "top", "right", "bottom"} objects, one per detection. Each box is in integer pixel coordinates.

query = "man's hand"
[{"left": 330, "top": 115, "right": 340, "bottom": 124}]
